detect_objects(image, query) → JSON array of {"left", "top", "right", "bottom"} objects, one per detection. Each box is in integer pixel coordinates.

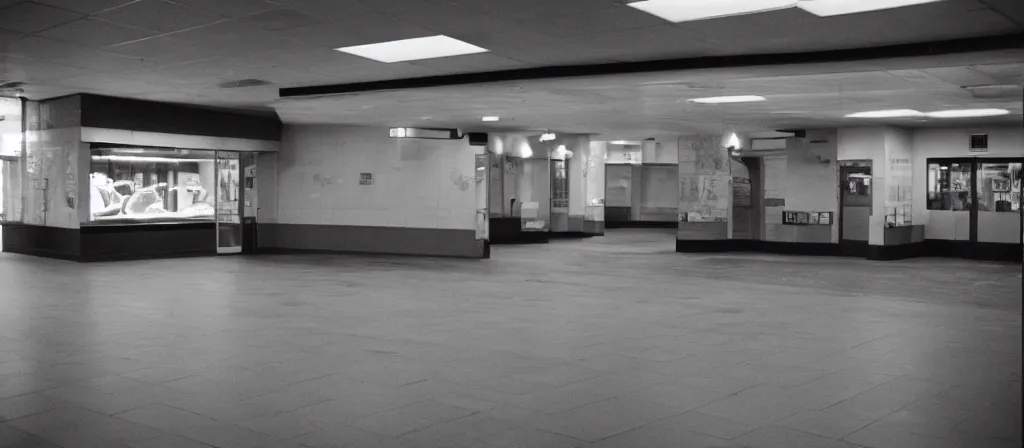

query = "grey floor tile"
[
  {"left": 350, "top": 400, "right": 476, "bottom": 436},
  {"left": 777, "top": 409, "right": 876, "bottom": 440},
  {"left": 664, "top": 411, "right": 758, "bottom": 440},
  {"left": 696, "top": 386, "right": 811, "bottom": 426},
  {"left": 534, "top": 396, "right": 691, "bottom": 442},
  {"left": 0, "top": 230, "right": 1019, "bottom": 448},
  {"left": 734, "top": 425, "right": 862, "bottom": 448},
  {"left": 589, "top": 419, "right": 746, "bottom": 448},
  {"left": 0, "top": 393, "right": 68, "bottom": 422}
]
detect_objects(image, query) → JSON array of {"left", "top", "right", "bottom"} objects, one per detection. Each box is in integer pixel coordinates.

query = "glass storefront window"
[
  {"left": 88, "top": 147, "right": 216, "bottom": 224},
  {"left": 978, "top": 162, "right": 1021, "bottom": 213},
  {"left": 927, "top": 161, "right": 972, "bottom": 211}
]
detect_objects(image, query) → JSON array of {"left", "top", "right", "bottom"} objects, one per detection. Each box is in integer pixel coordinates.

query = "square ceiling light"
[
  {"left": 797, "top": 0, "right": 944, "bottom": 16},
  {"left": 336, "top": 35, "right": 487, "bottom": 63},
  {"left": 627, "top": 0, "right": 799, "bottom": 22}
]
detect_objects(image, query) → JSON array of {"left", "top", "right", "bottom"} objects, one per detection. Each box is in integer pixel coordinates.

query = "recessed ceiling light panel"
[
  {"left": 797, "top": 0, "right": 943, "bottom": 17},
  {"left": 926, "top": 109, "right": 1011, "bottom": 118},
  {"left": 845, "top": 109, "right": 923, "bottom": 118},
  {"left": 628, "top": 0, "right": 798, "bottom": 22},
  {"left": 482, "top": 116, "right": 500, "bottom": 122},
  {"left": 688, "top": 95, "right": 767, "bottom": 104},
  {"left": 336, "top": 35, "right": 488, "bottom": 63}
]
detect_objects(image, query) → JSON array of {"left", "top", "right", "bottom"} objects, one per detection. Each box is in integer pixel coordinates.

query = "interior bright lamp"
[
  {"left": 845, "top": 109, "right": 924, "bottom": 118},
  {"left": 482, "top": 116, "right": 500, "bottom": 122},
  {"left": 925, "top": 109, "right": 1011, "bottom": 118},
  {"left": 336, "top": 35, "right": 488, "bottom": 63},
  {"left": 689, "top": 95, "right": 766, "bottom": 104},
  {"left": 540, "top": 132, "right": 556, "bottom": 142},
  {"left": 627, "top": 0, "right": 798, "bottom": 22},
  {"left": 797, "top": 0, "right": 943, "bottom": 17}
]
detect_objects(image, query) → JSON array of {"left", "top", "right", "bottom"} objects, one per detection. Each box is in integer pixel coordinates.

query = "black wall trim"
[
  {"left": 867, "top": 243, "right": 923, "bottom": 261},
  {"left": 259, "top": 223, "right": 485, "bottom": 258},
  {"left": 920, "top": 239, "right": 1022, "bottom": 262},
  {"left": 80, "top": 222, "right": 217, "bottom": 262},
  {"left": 489, "top": 218, "right": 550, "bottom": 245},
  {"left": 80, "top": 94, "right": 282, "bottom": 142},
  {"left": 606, "top": 221, "right": 678, "bottom": 229},
  {"left": 1, "top": 224, "right": 80, "bottom": 261},
  {"left": 281, "top": 34, "right": 1024, "bottom": 97},
  {"left": 676, "top": 238, "right": 1022, "bottom": 262}
]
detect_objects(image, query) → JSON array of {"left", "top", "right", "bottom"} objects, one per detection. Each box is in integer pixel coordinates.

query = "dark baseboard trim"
[
  {"left": 80, "top": 249, "right": 216, "bottom": 263},
  {"left": 548, "top": 232, "right": 595, "bottom": 240},
  {"left": 490, "top": 232, "right": 551, "bottom": 245},
  {"left": 757, "top": 241, "right": 840, "bottom": 256},
  {"left": 607, "top": 221, "right": 678, "bottom": 229},
  {"left": 259, "top": 223, "right": 483, "bottom": 258},
  {"left": 867, "top": 243, "right": 923, "bottom": 261},
  {"left": 676, "top": 239, "right": 840, "bottom": 255},
  {"left": 258, "top": 247, "right": 487, "bottom": 260},
  {"left": 839, "top": 240, "right": 870, "bottom": 258},
  {"left": 1, "top": 223, "right": 81, "bottom": 261},
  {"left": 1, "top": 247, "right": 80, "bottom": 262},
  {"left": 675, "top": 239, "right": 734, "bottom": 253},
  {"left": 921, "top": 239, "right": 1022, "bottom": 262},
  {"left": 676, "top": 238, "right": 1021, "bottom": 262}
]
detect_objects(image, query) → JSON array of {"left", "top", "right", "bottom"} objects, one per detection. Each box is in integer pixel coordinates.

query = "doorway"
[
  {"left": 839, "top": 162, "right": 872, "bottom": 256},
  {"left": 216, "top": 151, "right": 242, "bottom": 254}
]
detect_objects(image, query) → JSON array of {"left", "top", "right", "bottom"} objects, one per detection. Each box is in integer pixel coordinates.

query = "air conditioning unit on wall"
[{"left": 750, "top": 138, "right": 788, "bottom": 151}]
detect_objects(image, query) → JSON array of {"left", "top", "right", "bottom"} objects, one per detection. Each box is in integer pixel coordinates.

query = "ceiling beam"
[{"left": 280, "top": 33, "right": 1024, "bottom": 98}]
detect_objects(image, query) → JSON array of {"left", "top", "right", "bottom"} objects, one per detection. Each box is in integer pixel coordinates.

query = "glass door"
[
  {"left": 215, "top": 151, "right": 242, "bottom": 254},
  {"left": 976, "top": 159, "right": 1022, "bottom": 245},
  {"left": 839, "top": 163, "right": 872, "bottom": 244}
]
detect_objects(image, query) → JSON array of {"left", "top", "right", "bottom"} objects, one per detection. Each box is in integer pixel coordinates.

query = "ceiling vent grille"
[
  {"left": 217, "top": 79, "right": 273, "bottom": 89},
  {"left": 969, "top": 133, "right": 988, "bottom": 152}
]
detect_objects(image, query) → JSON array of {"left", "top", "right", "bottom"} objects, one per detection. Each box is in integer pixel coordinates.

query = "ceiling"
[
  {"left": 0, "top": 0, "right": 1021, "bottom": 113},
  {"left": 273, "top": 50, "right": 1024, "bottom": 138}
]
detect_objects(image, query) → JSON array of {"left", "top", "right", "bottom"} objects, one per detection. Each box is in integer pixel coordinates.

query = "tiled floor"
[{"left": 0, "top": 228, "right": 1020, "bottom": 448}]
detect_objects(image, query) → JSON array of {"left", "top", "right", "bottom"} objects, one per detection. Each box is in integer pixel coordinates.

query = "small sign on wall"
[
  {"left": 784, "top": 211, "right": 833, "bottom": 226},
  {"left": 359, "top": 173, "right": 373, "bottom": 186}
]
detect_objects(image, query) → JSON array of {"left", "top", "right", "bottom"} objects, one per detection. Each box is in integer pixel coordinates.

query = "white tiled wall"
[{"left": 274, "top": 125, "right": 477, "bottom": 231}]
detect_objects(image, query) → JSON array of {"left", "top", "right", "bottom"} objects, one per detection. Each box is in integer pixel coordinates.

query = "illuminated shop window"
[
  {"left": 927, "top": 161, "right": 972, "bottom": 211},
  {"left": 88, "top": 147, "right": 216, "bottom": 224}
]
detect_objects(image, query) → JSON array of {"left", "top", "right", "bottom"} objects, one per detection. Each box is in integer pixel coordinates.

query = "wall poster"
[{"left": 679, "top": 174, "right": 730, "bottom": 222}]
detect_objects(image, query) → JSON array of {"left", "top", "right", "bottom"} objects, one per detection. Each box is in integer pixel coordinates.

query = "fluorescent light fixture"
[
  {"left": 540, "top": 132, "right": 556, "bottom": 142},
  {"left": 925, "top": 108, "right": 1010, "bottom": 118},
  {"left": 628, "top": 0, "right": 798, "bottom": 23},
  {"left": 336, "top": 35, "right": 487, "bottom": 63},
  {"left": 845, "top": 109, "right": 923, "bottom": 118},
  {"left": 610, "top": 140, "right": 642, "bottom": 145},
  {"left": 797, "top": 0, "right": 942, "bottom": 17},
  {"left": 482, "top": 116, "right": 500, "bottom": 122},
  {"left": 689, "top": 95, "right": 766, "bottom": 104},
  {"left": 389, "top": 128, "right": 408, "bottom": 138}
]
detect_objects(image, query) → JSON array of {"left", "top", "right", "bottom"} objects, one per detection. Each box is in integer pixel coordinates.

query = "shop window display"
[
  {"left": 978, "top": 162, "right": 1021, "bottom": 213},
  {"left": 927, "top": 161, "right": 972, "bottom": 211},
  {"left": 88, "top": 147, "right": 216, "bottom": 224}
]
